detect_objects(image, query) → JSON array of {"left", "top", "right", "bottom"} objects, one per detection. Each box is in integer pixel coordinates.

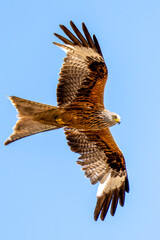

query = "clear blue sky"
[{"left": 1, "top": 0, "right": 160, "bottom": 239}]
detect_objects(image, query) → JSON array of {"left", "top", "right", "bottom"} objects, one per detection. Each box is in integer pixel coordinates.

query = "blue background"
[{"left": 1, "top": 0, "right": 160, "bottom": 239}]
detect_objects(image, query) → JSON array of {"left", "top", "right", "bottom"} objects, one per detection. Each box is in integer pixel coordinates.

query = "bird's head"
[
  {"left": 112, "top": 113, "right": 121, "bottom": 125},
  {"left": 102, "top": 110, "right": 121, "bottom": 127}
]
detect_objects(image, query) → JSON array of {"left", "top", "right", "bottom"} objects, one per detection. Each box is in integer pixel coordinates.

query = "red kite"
[{"left": 5, "top": 21, "right": 129, "bottom": 221}]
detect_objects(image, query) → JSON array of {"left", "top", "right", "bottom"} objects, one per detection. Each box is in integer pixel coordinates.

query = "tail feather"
[
  {"left": 4, "top": 96, "right": 62, "bottom": 145},
  {"left": 10, "top": 96, "right": 56, "bottom": 116}
]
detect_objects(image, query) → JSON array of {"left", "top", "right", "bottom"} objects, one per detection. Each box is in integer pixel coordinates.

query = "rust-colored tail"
[{"left": 4, "top": 96, "right": 63, "bottom": 145}]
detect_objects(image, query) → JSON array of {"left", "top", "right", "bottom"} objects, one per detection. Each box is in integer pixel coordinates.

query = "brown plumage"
[{"left": 5, "top": 21, "right": 129, "bottom": 221}]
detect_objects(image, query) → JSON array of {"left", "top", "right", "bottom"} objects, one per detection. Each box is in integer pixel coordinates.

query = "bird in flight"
[{"left": 5, "top": 21, "right": 129, "bottom": 221}]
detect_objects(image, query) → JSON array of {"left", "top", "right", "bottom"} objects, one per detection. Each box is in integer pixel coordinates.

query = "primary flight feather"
[{"left": 5, "top": 21, "right": 129, "bottom": 221}]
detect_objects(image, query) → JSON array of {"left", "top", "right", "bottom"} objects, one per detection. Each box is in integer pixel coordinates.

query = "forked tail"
[{"left": 4, "top": 96, "right": 63, "bottom": 145}]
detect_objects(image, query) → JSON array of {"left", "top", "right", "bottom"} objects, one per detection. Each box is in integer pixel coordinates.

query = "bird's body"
[
  {"left": 34, "top": 106, "right": 118, "bottom": 129},
  {"left": 5, "top": 21, "right": 129, "bottom": 221}
]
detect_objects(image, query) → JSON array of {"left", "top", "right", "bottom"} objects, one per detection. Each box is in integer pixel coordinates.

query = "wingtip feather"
[
  {"left": 125, "top": 176, "right": 130, "bottom": 193},
  {"left": 110, "top": 190, "right": 119, "bottom": 216},
  {"left": 100, "top": 193, "right": 112, "bottom": 220},
  {"left": 94, "top": 195, "right": 106, "bottom": 221}
]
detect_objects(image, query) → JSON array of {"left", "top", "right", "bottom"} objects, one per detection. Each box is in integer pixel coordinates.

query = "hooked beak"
[{"left": 115, "top": 118, "right": 121, "bottom": 124}]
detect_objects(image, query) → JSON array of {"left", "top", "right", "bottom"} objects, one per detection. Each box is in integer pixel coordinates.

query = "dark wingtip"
[
  {"left": 94, "top": 194, "right": 114, "bottom": 221},
  {"left": 94, "top": 195, "right": 106, "bottom": 221},
  {"left": 100, "top": 193, "right": 112, "bottom": 220},
  {"left": 55, "top": 22, "right": 103, "bottom": 55},
  {"left": 110, "top": 190, "right": 119, "bottom": 216},
  {"left": 59, "top": 24, "right": 82, "bottom": 45},
  {"left": 119, "top": 185, "right": 125, "bottom": 207},
  {"left": 53, "top": 33, "right": 74, "bottom": 45},
  {"left": 93, "top": 34, "right": 103, "bottom": 57},
  {"left": 125, "top": 176, "right": 130, "bottom": 193},
  {"left": 82, "top": 22, "right": 97, "bottom": 50}
]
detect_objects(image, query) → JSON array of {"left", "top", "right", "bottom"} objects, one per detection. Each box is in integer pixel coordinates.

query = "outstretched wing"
[
  {"left": 65, "top": 128, "right": 129, "bottom": 221},
  {"left": 53, "top": 21, "right": 108, "bottom": 108}
]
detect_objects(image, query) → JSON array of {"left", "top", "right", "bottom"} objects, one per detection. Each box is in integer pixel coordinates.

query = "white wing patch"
[
  {"left": 97, "top": 172, "right": 125, "bottom": 197},
  {"left": 54, "top": 42, "right": 103, "bottom": 62}
]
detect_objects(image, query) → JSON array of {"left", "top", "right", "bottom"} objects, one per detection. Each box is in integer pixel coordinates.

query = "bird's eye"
[{"left": 113, "top": 115, "right": 117, "bottom": 119}]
